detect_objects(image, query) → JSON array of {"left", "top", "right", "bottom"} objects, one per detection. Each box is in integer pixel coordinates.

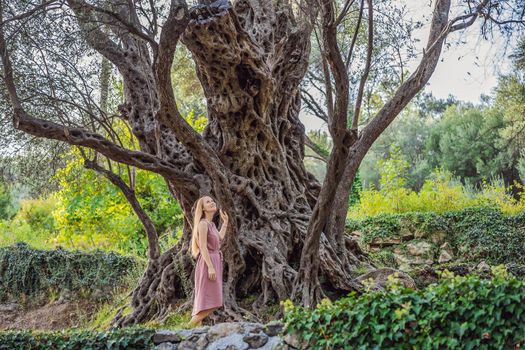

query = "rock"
[
  {"left": 350, "top": 230, "right": 362, "bottom": 238},
  {"left": 477, "top": 261, "right": 491, "bottom": 273},
  {"left": 370, "top": 237, "right": 401, "bottom": 247},
  {"left": 431, "top": 231, "right": 447, "bottom": 244},
  {"left": 410, "top": 256, "right": 434, "bottom": 265},
  {"left": 258, "top": 337, "right": 288, "bottom": 350},
  {"left": 271, "top": 343, "right": 291, "bottom": 350},
  {"left": 207, "top": 322, "right": 243, "bottom": 342},
  {"left": 399, "top": 218, "right": 417, "bottom": 238},
  {"left": 156, "top": 342, "right": 178, "bottom": 350},
  {"left": 407, "top": 241, "right": 432, "bottom": 257},
  {"left": 149, "top": 322, "right": 288, "bottom": 350},
  {"left": 401, "top": 230, "right": 415, "bottom": 241},
  {"left": 356, "top": 268, "right": 416, "bottom": 289},
  {"left": 243, "top": 333, "right": 268, "bottom": 348},
  {"left": 414, "top": 230, "right": 426, "bottom": 239},
  {"left": 242, "top": 322, "right": 264, "bottom": 334},
  {"left": 207, "top": 333, "right": 248, "bottom": 350},
  {"left": 192, "top": 327, "right": 210, "bottom": 335},
  {"left": 154, "top": 331, "right": 182, "bottom": 344},
  {"left": 264, "top": 322, "right": 283, "bottom": 337},
  {"left": 0, "top": 303, "right": 20, "bottom": 313},
  {"left": 178, "top": 334, "right": 206, "bottom": 350},
  {"left": 393, "top": 251, "right": 411, "bottom": 271},
  {"left": 438, "top": 243, "right": 454, "bottom": 263},
  {"left": 283, "top": 331, "right": 305, "bottom": 349}
]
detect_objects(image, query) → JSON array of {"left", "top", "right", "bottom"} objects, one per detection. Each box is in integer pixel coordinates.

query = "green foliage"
[
  {"left": 368, "top": 249, "right": 397, "bottom": 268},
  {"left": 348, "top": 172, "right": 362, "bottom": 207},
  {"left": 304, "top": 130, "right": 332, "bottom": 181},
  {"left": 426, "top": 105, "right": 503, "bottom": 186},
  {"left": 184, "top": 110, "right": 208, "bottom": 133},
  {"left": 0, "top": 243, "right": 139, "bottom": 302},
  {"left": 17, "top": 199, "right": 56, "bottom": 232},
  {"left": 378, "top": 145, "right": 409, "bottom": 193},
  {"left": 52, "top": 149, "right": 183, "bottom": 255},
  {"left": 359, "top": 72, "right": 525, "bottom": 193},
  {"left": 172, "top": 45, "right": 206, "bottom": 118},
  {"left": 359, "top": 96, "right": 448, "bottom": 190},
  {"left": 0, "top": 181, "right": 15, "bottom": 220},
  {"left": 283, "top": 271, "right": 525, "bottom": 349},
  {"left": 348, "top": 208, "right": 525, "bottom": 266},
  {"left": 350, "top": 153, "right": 525, "bottom": 218},
  {"left": 0, "top": 199, "right": 57, "bottom": 250},
  {"left": 0, "top": 327, "right": 154, "bottom": 350}
]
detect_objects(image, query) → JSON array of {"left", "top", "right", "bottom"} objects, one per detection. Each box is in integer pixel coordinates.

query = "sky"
[{"left": 300, "top": 0, "right": 516, "bottom": 132}]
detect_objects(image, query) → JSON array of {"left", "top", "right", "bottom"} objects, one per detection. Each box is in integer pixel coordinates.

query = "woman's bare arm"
[{"left": 218, "top": 210, "right": 229, "bottom": 241}]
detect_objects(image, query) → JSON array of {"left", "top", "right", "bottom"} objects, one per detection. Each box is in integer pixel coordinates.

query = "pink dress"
[{"left": 192, "top": 219, "right": 223, "bottom": 316}]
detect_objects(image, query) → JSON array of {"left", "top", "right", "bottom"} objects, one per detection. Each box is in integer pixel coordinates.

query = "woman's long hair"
[{"left": 191, "top": 197, "right": 206, "bottom": 259}]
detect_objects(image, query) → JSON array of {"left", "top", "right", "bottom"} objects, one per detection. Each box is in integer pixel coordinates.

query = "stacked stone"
[{"left": 153, "top": 322, "right": 296, "bottom": 350}]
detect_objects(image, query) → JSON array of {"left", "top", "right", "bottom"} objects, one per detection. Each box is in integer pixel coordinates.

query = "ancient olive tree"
[{"left": 0, "top": 0, "right": 523, "bottom": 325}]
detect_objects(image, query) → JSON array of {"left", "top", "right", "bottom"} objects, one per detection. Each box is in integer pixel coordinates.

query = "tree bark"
[{"left": 0, "top": 0, "right": 507, "bottom": 325}]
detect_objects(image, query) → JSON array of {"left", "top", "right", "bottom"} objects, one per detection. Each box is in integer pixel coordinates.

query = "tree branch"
[
  {"left": 359, "top": 0, "right": 462, "bottom": 150},
  {"left": 75, "top": 1, "right": 158, "bottom": 50},
  {"left": 351, "top": 0, "right": 373, "bottom": 130},
  {"left": 65, "top": 0, "right": 126, "bottom": 67},
  {"left": 83, "top": 156, "right": 161, "bottom": 260},
  {"left": 0, "top": 0, "right": 63, "bottom": 26},
  {"left": 345, "top": 0, "right": 364, "bottom": 69},
  {"left": 0, "top": 14, "right": 195, "bottom": 191},
  {"left": 301, "top": 87, "right": 329, "bottom": 122},
  {"left": 304, "top": 135, "right": 329, "bottom": 162}
]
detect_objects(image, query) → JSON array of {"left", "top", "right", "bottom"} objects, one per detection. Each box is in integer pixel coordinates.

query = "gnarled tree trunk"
[{"left": 0, "top": 0, "right": 513, "bottom": 326}]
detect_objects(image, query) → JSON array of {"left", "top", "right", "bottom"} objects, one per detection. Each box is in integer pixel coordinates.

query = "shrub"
[
  {"left": 0, "top": 327, "right": 154, "bottom": 350},
  {"left": 0, "top": 199, "right": 57, "bottom": 249},
  {"left": 0, "top": 219, "right": 54, "bottom": 250},
  {"left": 283, "top": 269, "right": 525, "bottom": 349},
  {"left": 0, "top": 243, "right": 139, "bottom": 302},
  {"left": 16, "top": 199, "right": 56, "bottom": 233},
  {"left": 349, "top": 166, "right": 525, "bottom": 219}
]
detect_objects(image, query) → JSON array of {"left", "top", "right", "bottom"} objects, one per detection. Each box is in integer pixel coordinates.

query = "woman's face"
[{"left": 202, "top": 196, "right": 217, "bottom": 214}]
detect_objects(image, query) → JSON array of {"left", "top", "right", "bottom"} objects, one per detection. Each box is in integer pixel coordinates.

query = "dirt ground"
[{"left": 0, "top": 300, "right": 95, "bottom": 331}]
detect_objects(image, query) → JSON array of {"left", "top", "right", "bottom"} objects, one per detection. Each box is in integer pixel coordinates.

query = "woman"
[{"left": 189, "top": 196, "right": 228, "bottom": 326}]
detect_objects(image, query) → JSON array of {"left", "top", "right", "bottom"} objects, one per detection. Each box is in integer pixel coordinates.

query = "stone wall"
[
  {"left": 153, "top": 322, "right": 296, "bottom": 350},
  {"left": 352, "top": 226, "right": 455, "bottom": 272}
]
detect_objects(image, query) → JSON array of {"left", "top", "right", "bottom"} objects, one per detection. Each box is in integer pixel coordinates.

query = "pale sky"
[{"left": 300, "top": 0, "right": 515, "bottom": 132}]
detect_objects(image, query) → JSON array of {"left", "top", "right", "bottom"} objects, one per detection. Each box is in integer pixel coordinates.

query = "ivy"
[
  {"left": 0, "top": 327, "right": 154, "bottom": 350},
  {"left": 347, "top": 208, "right": 525, "bottom": 265},
  {"left": 283, "top": 270, "right": 525, "bottom": 349},
  {"left": 0, "top": 243, "right": 138, "bottom": 302}
]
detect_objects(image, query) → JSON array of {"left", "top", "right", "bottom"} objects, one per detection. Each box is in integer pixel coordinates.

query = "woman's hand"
[
  {"left": 208, "top": 266, "right": 217, "bottom": 281},
  {"left": 220, "top": 209, "right": 229, "bottom": 225}
]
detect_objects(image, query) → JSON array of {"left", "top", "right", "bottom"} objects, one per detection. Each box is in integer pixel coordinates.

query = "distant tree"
[{"left": 0, "top": 180, "right": 13, "bottom": 220}]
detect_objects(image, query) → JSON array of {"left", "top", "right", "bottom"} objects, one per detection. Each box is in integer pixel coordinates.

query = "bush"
[
  {"left": 283, "top": 269, "right": 525, "bottom": 349},
  {"left": 347, "top": 208, "right": 525, "bottom": 266},
  {"left": 16, "top": 199, "right": 56, "bottom": 233},
  {"left": 0, "top": 327, "right": 154, "bottom": 350},
  {"left": 0, "top": 220, "right": 54, "bottom": 250},
  {"left": 349, "top": 163, "right": 525, "bottom": 219},
  {"left": 0, "top": 243, "right": 139, "bottom": 302},
  {"left": 52, "top": 150, "right": 183, "bottom": 255},
  {"left": 0, "top": 199, "right": 57, "bottom": 250}
]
